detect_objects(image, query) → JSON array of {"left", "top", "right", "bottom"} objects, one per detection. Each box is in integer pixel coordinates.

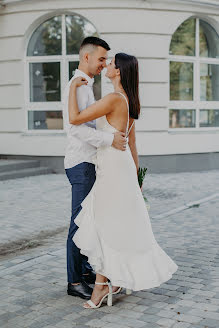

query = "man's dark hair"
[{"left": 80, "top": 36, "right": 110, "bottom": 51}]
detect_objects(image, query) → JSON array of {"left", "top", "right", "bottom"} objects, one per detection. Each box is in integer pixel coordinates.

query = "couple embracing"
[{"left": 63, "top": 36, "right": 178, "bottom": 309}]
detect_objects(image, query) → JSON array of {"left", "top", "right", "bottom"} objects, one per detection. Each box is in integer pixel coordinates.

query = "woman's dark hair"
[{"left": 115, "top": 53, "right": 140, "bottom": 119}]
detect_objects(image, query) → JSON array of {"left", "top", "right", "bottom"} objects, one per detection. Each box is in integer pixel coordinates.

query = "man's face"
[{"left": 87, "top": 46, "right": 108, "bottom": 76}]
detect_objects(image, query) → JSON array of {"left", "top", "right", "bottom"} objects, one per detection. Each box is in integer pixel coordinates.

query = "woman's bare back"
[{"left": 106, "top": 93, "right": 134, "bottom": 134}]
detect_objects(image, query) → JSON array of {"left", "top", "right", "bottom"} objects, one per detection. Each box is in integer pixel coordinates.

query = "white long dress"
[{"left": 73, "top": 93, "right": 178, "bottom": 291}]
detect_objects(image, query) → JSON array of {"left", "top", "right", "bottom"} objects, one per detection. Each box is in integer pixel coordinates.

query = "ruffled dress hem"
[{"left": 73, "top": 183, "right": 178, "bottom": 292}]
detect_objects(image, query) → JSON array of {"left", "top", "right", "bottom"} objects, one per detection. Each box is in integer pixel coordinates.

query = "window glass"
[
  {"left": 28, "top": 111, "right": 63, "bottom": 129},
  {"left": 169, "top": 19, "right": 196, "bottom": 56},
  {"left": 200, "top": 110, "right": 219, "bottom": 127},
  {"left": 200, "top": 64, "right": 219, "bottom": 101},
  {"left": 29, "top": 62, "right": 60, "bottom": 102},
  {"left": 199, "top": 20, "right": 219, "bottom": 58},
  {"left": 169, "top": 109, "right": 196, "bottom": 128},
  {"left": 170, "top": 62, "right": 193, "bottom": 101},
  {"left": 69, "top": 61, "right": 79, "bottom": 80},
  {"left": 27, "top": 16, "right": 62, "bottom": 56},
  {"left": 169, "top": 18, "right": 219, "bottom": 129},
  {"left": 66, "top": 15, "right": 98, "bottom": 55}
]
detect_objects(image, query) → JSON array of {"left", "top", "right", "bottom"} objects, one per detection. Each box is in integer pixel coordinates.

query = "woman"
[{"left": 68, "top": 53, "right": 178, "bottom": 309}]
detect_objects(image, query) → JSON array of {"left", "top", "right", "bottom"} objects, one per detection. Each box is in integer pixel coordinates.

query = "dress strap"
[
  {"left": 127, "top": 120, "right": 135, "bottom": 136},
  {"left": 116, "top": 92, "right": 130, "bottom": 136}
]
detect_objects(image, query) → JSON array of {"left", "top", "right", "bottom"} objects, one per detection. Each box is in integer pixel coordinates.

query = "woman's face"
[{"left": 105, "top": 57, "right": 119, "bottom": 79}]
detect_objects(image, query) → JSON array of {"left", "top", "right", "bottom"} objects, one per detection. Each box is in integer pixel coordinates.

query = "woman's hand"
[{"left": 72, "top": 77, "right": 88, "bottom": 88}]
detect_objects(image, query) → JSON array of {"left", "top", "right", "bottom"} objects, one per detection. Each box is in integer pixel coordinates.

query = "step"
[
  {"left": 0, "top": 160, "right": 40, "bottom": 173},
  {"left": 0, "top": 166, "right": 53, "bottom": 181}
]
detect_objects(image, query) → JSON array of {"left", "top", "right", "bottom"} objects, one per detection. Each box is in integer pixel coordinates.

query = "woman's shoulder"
[{"left": 102, "top": 92, "right": 126, "bottom": 104}]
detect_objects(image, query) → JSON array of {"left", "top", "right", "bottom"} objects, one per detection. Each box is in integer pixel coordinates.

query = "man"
[{"left": 62, "top": 37, "right": 127, "bottom": 300}]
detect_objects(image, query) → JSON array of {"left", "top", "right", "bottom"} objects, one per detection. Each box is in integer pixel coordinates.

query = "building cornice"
[{"left": 0, "top": 0, "right": 219, "bottom": 8}]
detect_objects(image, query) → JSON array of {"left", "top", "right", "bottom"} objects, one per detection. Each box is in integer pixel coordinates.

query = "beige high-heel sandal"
[{"left": 83, "top": 281, "right": 113, "bottom": 309}]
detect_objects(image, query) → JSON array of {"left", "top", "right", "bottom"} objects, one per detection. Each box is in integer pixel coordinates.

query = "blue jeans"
[{"left": 65, "top": 162, "right": 96, "bottom": 283}]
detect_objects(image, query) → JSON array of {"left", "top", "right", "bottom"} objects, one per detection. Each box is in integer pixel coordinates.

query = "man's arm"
[
  {"left": 69, "top": 119, "right": 127, "bottom": 150},
  {"left": 66, "top": 82, "right": 127, "bottom": 150},
  {"left": 70, "top": 123, "right": 114, "bottom": 148}
]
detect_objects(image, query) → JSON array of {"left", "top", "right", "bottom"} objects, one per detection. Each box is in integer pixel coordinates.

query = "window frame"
[
  {"left": 24, "top": 13, "right": 93, "bottom": 133},
  {"left": 168, "top": 17, "right": 219, "bottom": 132}
]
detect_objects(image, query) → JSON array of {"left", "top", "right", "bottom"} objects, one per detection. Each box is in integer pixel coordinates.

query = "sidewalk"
[
  {"left": 0, "top": 170, "right": 219, "bottom": 328},
  {"left": 1, "top": 170, "right": 219, "bottom": 246}
]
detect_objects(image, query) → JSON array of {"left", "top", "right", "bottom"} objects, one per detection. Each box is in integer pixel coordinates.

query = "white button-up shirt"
[{"left": 62, "top": 69, "right": 114, "bottom": 169}]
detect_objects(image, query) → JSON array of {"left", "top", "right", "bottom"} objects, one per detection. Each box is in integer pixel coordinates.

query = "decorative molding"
[{"left": 1, "top": 0, "right": 219, "bottom": 8}]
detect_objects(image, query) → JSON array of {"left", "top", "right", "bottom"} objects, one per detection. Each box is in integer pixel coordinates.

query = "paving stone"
[
  {"left": 188, "top": 308, "right": 219, "bottom": 320},
  {"left": 173, "top": 314, "right": 202, "bottom": 324},
  {"left": 138, "top": 299, "right": 157, "bottom": 306},
  {"left": 156, "top": 317, "right": 176, "bottom": 327},
  {"left": 151, "top": 301, "right": 168, "bottom": 309},
  {"left": 162, "top": 297, "right": 180, "bottom": 304},
  {"left": 115, "top": 309, "right": 143, "bottom": 319},
  {"left": 138, "top": 313, "right": 162, "bottom": 323},
  {"left": 86, "top": 318, "right": 106, "bottom": 327},
  {"left": 172, "top": 323, "right": 191, "bottom": 328},
  {"left": 131, "top": 305, "right": 149, "bottom": 313},
  {"left": 157, "top": 309, "right": 177, "bottom": 318},
  {"left": 143, "top": 307, "right": 160, "bottom": 314},
  {"left": 0, "top": 171, "right": 219, "bottom": 328},
  {"left": 183, "top": 326, "right": 204, "bottom": 328},
  {"left": 165, "top": 291, "right": 181, "bottom": 297},
  {"left": 114, "top": 301, "right": 136, "bottom": 310},
  {"left": 54, "top": 321, "right": 77, "bottom": 328},
  {"left": 28, "top": 321, "right": 49, "bottom": 328},
  {"left": 198, "top": 318, "right": 219, "bottom": 327},
  {"left": 199, "top": 303, "right": 218, "bottom": 314},
  {"left": 104, "top": 323, "right": 129, "bottom": 328},
  {"left": 101, "top": 314, "right": 146, "bottom": 327},
  {"left": 121, "top": 295, "right": 142, "bottom": 304}
]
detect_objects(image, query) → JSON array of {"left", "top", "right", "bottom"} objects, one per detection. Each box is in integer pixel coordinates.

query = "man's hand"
[{"left": 112, "top": 131, "right": 127, "bottom": 151}]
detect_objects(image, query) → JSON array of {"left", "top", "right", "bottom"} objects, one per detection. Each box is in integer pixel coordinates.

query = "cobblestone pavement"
[
  {"left": 0, "top": 170, "right": 219, "bottom": 327},
  {"left": 1, "top": 170, "right": 219, "bottom": 245},
  {"left": 0, "top": 174, "right": 70, "bottom": 245}
]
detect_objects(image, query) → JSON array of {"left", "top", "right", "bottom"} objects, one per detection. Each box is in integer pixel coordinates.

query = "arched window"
[
  {"left": 169, "top": 18, "right": 219, "bottom": 129},
  {"left": 26, "top": 14, "right": 100, "bottom": 130}
]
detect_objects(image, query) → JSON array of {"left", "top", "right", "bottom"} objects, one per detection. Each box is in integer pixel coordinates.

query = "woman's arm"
[
  {"left": 68, "top": 77, "right": 119, "bottom": 125},
  {"left": 128, "top": 121, "right": 139, "bottom": 175}
]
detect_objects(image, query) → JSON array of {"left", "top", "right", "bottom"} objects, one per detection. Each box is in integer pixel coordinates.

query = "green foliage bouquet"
[
  {"left": 138, "top": 167, "right": 150, "bottom": 209},
  {"left": 138, "top": 167, "right": 147, "bottom": 188}
]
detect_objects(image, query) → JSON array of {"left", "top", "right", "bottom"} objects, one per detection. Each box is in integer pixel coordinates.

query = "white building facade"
[{"left": 0, "top": 0, "right": 219, "bottom": 172}]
